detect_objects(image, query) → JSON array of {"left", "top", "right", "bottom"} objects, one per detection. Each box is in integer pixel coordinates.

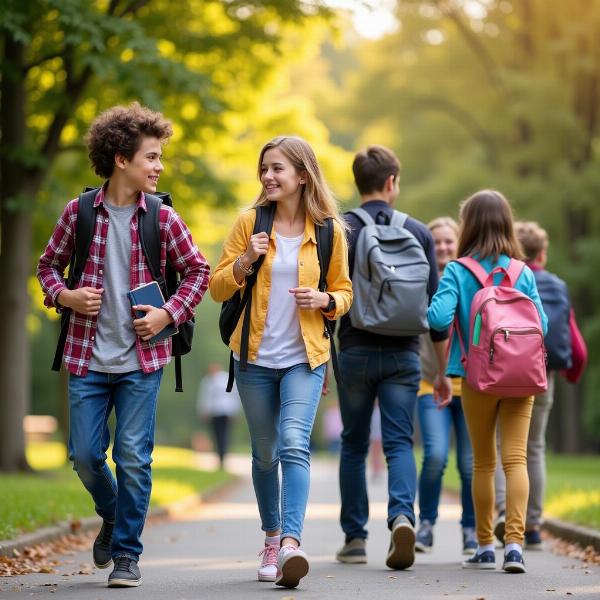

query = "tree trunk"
[{"left": 0, "top": 37, "right": 35, "bottom": 471}]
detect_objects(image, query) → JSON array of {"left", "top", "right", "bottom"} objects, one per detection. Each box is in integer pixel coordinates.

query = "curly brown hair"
[{"left": 86, "top": 102, "right": 173, "bottom": 179}]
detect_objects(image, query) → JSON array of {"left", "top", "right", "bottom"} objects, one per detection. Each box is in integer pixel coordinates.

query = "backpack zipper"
[
  {"left": 378, "top": 276, "right": 429, "bottom": 302},
  {"left": 488, "top": 327, "right": 543, "bottom": 363}
]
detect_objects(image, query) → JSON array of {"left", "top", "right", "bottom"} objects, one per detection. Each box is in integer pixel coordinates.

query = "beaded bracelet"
[{"left": 235, "top": 255, "right": 254, "bottom": 276}]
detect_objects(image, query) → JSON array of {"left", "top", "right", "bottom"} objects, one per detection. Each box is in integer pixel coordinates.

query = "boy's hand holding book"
[{"left": 132, "top": 305, "right": 174, "bottom": 341}]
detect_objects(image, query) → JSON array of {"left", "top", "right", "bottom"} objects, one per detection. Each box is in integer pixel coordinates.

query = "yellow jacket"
[{"left": 209, "top": 208, "right": 353, "bottom": 369}]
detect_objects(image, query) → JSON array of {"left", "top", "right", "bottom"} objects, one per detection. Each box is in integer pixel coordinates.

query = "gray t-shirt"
[{"left": 89, "top": 200, "right": 140, "bottom": 373}]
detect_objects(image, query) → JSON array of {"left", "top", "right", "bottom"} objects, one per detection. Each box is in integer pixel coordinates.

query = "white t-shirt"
[
  {"left": 197, "top": 371, "right": 241, "bottom": 417},
  {"left": 254, "top": 233, "right": 309, "bottom": 369}
]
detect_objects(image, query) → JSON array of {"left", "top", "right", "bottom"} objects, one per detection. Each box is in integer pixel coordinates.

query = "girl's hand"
[
  {"left": 289, "top": 287, "right": 329, "bottom": 310},
  {"left": 242, "top": 232, "right": 270, "bottom": 265}
]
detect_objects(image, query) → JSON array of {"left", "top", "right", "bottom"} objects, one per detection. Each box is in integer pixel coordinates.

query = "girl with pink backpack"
[{"left": 427, "top": 190, "right": 547, "bottom": 574}]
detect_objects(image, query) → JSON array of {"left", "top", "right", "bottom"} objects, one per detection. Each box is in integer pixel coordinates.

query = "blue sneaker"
[
  {"left": 462, "top": 527, "right": 477, "bottom": 555},
  {"left": 415, "top": 520, "right": 433, "bottom": 553},
  {"left": 525, "top": 529, "right": 543, "bottom": 549},
  {"left": 462, "top": 550, "right": 496, "bottom": 569},
  {"left": 503, "top": 549, "right": 526, "bottom": 573}
]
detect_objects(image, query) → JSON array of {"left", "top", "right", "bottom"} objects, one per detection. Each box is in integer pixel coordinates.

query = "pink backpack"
[{"left": 454, "top": 257, "right": 547, "bottom": 397}]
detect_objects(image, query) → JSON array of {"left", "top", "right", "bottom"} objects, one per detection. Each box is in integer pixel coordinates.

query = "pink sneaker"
[
  {"left": 257, "top": 543, "right": 278, "bottom": 582},
  {"left": 275, "top": 545, "right": 309, "bottom": 588}
]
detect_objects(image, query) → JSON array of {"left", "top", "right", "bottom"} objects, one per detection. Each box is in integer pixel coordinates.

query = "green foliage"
[{"left": 0, "top": 443, "right": 231, "bottom": 539}]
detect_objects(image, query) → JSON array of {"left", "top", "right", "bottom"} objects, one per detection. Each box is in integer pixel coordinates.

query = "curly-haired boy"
[{"left": 37, "top": 103, "right": 210, "bottom": 588}]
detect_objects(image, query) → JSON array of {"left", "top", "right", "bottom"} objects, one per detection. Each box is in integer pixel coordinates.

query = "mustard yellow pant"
[{"left": 461, "top": 380, "right": 534, "bottom": 546}]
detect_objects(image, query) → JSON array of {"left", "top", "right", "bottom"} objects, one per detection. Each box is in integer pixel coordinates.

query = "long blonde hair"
[
  {"left": 254, "top": 136, "right": 348, "bottom": 231},
  {"left": 428, "top": 216, "right": 459, "bottom": 237}
]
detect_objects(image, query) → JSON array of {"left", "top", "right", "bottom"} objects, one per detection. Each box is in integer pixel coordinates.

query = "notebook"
[{"left": 127, "top": 281, "right": 178, "bottom": 343}]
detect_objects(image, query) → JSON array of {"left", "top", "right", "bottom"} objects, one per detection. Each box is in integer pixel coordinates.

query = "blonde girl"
[{"left": 209, "top": 136, "right": 352, "bottom": 589}]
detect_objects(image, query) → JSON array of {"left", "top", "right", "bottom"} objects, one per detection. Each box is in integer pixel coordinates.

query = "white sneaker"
[
  {"left": 257, "top": 542, "right": 278, "bottom": 582},
  {"left": 275, "top": 545, "right": 309, "bottom": 588}
]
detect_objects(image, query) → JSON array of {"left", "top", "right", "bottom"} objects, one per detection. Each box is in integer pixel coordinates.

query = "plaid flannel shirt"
[{"left": 37, "top": 188, "right": 210, "bottom": 376}]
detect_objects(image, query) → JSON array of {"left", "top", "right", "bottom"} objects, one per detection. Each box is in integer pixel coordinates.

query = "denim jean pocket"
[{"left": 339, "top": 349, "right": 369, "bottom": 385}]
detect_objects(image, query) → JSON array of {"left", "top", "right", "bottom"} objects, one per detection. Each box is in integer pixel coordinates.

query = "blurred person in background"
[
  {"left": 415, "top": 217, "right": 475, "bottom": 557},
  {"left": 197, "top": 362, "right": 240, "bottom": 470}
]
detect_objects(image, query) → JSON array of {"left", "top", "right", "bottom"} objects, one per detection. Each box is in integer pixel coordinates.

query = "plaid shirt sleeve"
[
  {"left": 36, "top": 199, "right": 78, "bottom": 309},
  {"left": 161, "top": 206, "right": 210, "bottom": 325}
]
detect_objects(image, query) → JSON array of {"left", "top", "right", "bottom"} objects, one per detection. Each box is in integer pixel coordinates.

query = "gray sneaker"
[
  {"left": 415, "top": 520, "right": 433, "bottom": 553},
  {"left": 385, "top": 515, "right": 415, "bottom": 570},
  {"left": 93, "top": 520, "right": 114, "bottom": 569},
  {"left": 336, "top": 538, "right": 367, "bottom": 564},
  {"left": 107, "top": 556, "right": 141, "bottom": 587}
]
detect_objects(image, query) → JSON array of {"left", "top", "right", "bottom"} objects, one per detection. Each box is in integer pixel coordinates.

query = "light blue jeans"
[
  {"left": 68, "top": 369, "right": 163, "bottom": 561},
  {"left": 417, "top": 393, "right": 474, "bottom": 528},
  {"left": 234, "top": 360, "right": 326, "bottom": 543}
]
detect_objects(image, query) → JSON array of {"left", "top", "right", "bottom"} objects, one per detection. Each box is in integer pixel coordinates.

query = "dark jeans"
[
  {"left": 338, "top": 346, "right": 420, "bottom": 541},
  {"left": 417, "top": 393, "right": 474, "bottom": 528},
  {"left": 210, "top": 415, "right": 230, "bottom": 467},
  {"left": 68, "top": 369, "right": 162, "bottom": 561}
]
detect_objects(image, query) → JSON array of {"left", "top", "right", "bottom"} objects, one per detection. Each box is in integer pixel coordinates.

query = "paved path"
[{"left": 2, "top": 455, "right": 599, "bottom": 599}]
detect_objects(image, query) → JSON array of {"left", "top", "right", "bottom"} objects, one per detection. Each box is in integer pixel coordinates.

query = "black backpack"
[
  {"left": 218, "top": 203, "right": 340, "bottom": 392},
  {"left": 534, "top": 269, "right": 572, "bottom": 370},
  {"left": 52, "top": 187, "right": 194, "bottom": 392}
]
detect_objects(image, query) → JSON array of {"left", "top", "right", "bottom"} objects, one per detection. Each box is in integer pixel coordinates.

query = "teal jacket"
[{"left": 427, "top": 254, "right": 548, "bottom": 378}]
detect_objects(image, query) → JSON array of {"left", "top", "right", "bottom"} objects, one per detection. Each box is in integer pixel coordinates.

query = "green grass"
[
  {"left": 0, "top": 443, "right": 232, "bottom": 540},
  {"left": 430, "top": 449, "right": 600, "bottom": 530}
]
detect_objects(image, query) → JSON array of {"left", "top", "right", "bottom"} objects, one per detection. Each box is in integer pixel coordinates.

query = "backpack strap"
[
  {"left": 455, "top": 257, "right": 490, "bottom": 287},
  {"left": 505, "top": 259, "right": 525, "bottom": 287},
  {"left": 226, "top": 203, "right": 276, "bottom": 392},
  {"left": 347, "top": 207, "right": 375, "bottom": 226},
  {"left": 138, "top": 193, "right": 165, "bottom": 292},
  {"left": 389, "top": 210, "right": 408, "bottom": 228},
  {"left": 456, "top": 256, "right": 525, "bottom": 288},
  {"left": 315, "top": 218, "right": 342, "bottom": 386},
  {"left": 52, "top": 188, "right": 100, "bottom": 372}
]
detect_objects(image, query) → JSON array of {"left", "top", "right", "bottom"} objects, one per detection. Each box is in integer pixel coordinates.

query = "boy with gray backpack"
[{"left": 336, "top": 145, "right": 451, "bottom": 570}]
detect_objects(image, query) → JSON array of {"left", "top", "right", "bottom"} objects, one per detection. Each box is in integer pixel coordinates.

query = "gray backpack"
[{"left": 348, "top": 208, "right": 430, "bottom": 336}]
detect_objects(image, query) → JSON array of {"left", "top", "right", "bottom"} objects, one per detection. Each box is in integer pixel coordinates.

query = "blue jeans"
[
  {"left": 68, "top": 369, "right": 163, "bottom": 561},
  {"left": 338, "top": 346, "right": 420, "bottom": 541},
  {"left": 234, "top": 361, "right": 325, "bottom": 543},
  {"left": 417, "top": 393, "right": 475, "bottom": 528}
]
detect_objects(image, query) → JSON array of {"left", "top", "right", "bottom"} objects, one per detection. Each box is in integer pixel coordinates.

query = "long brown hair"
[
  {"left": 254, "top": 136, "right": 348, "bottom": 231},
  {"left": 457, "top": 190, "right": 523, "bottom": 261}
]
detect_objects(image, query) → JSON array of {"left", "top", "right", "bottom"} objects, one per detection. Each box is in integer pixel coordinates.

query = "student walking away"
[
  {"left": 209, "top": 136, "right": 352, "bottom": 589},
  {"left": 335, "top": 146, "right": 451, "bottom": 570},
  {"left": 428, "top": 190, "right": 548, "bottom": 574},
  {"left": 415, "top": 217, "right": 476, "bottom": 556},
  {"left": 37, "top": 103, "right": 210, "bottom": 588},
  {"left": 197, "top": 362, "right": 240, "bottom": 469},
  {"left": 493, "top": 221, "right": 585, "bottom": 549}
]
